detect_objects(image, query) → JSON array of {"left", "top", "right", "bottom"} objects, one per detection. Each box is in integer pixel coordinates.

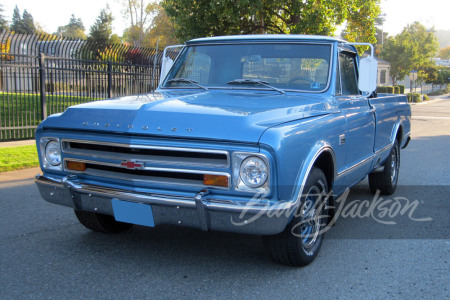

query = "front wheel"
[
  {"left": 263, "top": 167, "right": 330, "bottom": 266},
  {"left": 369, "top": 140, "right": 400, "bottom": 195},
  {"left": 74, "top": 210, "right": 133, "bottom": 233}
]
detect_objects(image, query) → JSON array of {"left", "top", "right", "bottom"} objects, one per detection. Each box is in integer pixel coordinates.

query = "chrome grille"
[
  {"left": 62, "top": 139, "right": 229, "bottom": 168},
  {"left": 61, "top": 139, "right": 231, "bottom": 189}
]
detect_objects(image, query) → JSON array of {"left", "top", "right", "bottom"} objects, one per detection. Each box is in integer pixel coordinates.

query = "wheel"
[
  {"left": 74, "top": 210, "right": 133, "bottom": 233},
  {"left": 369, "top": 140, "right": 400, "bottom": 195},
  {"left": 263, "top": 167, "right": 329, "bottom": 266}
]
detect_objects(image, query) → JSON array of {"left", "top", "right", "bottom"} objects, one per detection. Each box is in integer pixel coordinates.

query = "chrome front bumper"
[{"left": 35, "top": 174, "right": 292, "bottom": 235}]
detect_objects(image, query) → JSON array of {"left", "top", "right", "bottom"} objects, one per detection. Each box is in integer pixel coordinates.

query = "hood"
[{"left": 40, "top": 90, "right": 337, "bottom": 143}]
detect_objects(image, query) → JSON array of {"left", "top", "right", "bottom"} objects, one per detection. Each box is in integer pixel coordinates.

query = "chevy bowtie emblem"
[{"left": 121, "top": 160, "right": 144, "bottom": 170}]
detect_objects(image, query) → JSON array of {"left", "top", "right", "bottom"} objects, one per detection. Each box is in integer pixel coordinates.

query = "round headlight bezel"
[
  {"left": 239, "top": 156, "right": 268, "bottom": 188},
  {"left": 45, "top": 140, "right": 62, "bottom": 166}
]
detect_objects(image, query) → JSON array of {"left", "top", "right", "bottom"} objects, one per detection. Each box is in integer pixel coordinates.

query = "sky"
[{"left": 2, "top": 0, "right": 450, "bottom": 37}]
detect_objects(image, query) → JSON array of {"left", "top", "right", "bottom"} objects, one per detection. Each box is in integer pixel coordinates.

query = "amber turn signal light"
[
  {"left": 203, "top": 174, "right": 228, "bottom": 187},
  {"left": 66, "top": 161, "right": 86, "bottom": 171}
]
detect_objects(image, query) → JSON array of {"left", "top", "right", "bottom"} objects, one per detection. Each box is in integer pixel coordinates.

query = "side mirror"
[{"left": 358, "top": 56, "right": 378, "bottom": 95}]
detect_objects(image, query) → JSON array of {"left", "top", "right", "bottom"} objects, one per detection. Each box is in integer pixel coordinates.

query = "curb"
[{"left": 409, "top": 94, "right": 449, "bottom": 106}]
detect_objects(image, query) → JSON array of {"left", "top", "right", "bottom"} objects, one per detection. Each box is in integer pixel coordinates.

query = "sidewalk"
[
  {"left": 410, "top": 93, "right": 450, "bottom": 105},
  {"left": 0, "top": 139, "right": 35, "bottom": 148},
  {"left": 0, "top": 167, "right": 41, "bottom": 183}
]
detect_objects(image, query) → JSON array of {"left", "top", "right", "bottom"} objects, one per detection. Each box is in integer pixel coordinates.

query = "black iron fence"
[{"left": 0, "top": 31, "right": 176, "bottom": 141}]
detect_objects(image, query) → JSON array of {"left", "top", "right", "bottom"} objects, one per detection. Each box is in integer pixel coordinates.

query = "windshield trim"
[{"left": 160, "top": 42, "right": 335, "bottom": 94}]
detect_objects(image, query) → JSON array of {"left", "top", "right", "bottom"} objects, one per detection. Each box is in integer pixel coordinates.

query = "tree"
[
  {"left": 86, "top": 8, "right": 114, "bottom": 59},
  {"left": 56, "top": 14, "right": 86, "bottom": 40},
  {"left": 0, "top": 4, "right": 8, "bottom": 31},
  {"left": 438, "top": 47, "right": 450, "bottom": 60},
  {"left": 430, "top": 68, "right": 450, "bottom": 89},
  {"left": 143, "top": 5, "right": 179, "bottom": 48},
  {"left": 10, "top": 6, "right": 35, "bottom": 34},
  {"left": 341, "top": 0, "right": 380, "bottom": 52},
  {"left": 123, "top": 0, "right": 159, "bottom": 47},
  {"left": 380, "top": 22, "right": 439, "bottom": 85},
  {"left": 21, "top": 10, "right": 35, "bottom": 34},
  {"left": 10, "top": 6, "right": 23, "bottom": 33},
  {"left": 88, "top": 8, "right": 114, "bottom": 45},
  {"left": 162, "top": 0, "right": 380, "bottom": 43}
]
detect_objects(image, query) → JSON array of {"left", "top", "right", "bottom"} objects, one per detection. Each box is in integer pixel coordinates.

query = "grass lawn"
[
  {"left": 0, "top": 145, "right": 39, "bottom": 173},
  {"left": 0, "top": 92, "right": 97, "bottom": 127}
]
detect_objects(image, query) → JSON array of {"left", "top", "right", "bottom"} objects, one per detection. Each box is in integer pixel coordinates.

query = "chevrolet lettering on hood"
[{"left": 35, "top": 35, "right": 411, "bottom": 267}]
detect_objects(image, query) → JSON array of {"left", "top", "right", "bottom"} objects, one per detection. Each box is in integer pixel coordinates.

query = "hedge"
[{"left": 377, "top": 86, "right": 395, "bottom": 94}]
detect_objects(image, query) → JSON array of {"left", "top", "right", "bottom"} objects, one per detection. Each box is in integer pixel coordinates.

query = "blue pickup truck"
[{"left": 35, "top": 35, "right": 411, "bottom": 266}]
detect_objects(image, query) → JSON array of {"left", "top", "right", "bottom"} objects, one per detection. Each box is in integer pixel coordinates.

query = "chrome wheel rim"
[
  {"left": 390, "top": 149, "right": 398, "bottom": 183},
  {"left": 300, "top": 185, "right": 322, "bottom": 249}
]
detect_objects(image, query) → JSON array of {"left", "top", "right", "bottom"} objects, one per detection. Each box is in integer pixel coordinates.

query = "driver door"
[{"left": 336, "top": 51, "right": 376, "bottom": 186}]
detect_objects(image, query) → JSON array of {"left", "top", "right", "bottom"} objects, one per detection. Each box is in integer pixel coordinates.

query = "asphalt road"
[{"left": 1, "top": 96, "right": 449, "bottom": 299}]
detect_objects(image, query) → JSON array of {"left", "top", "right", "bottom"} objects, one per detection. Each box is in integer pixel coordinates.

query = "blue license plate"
[{"left": 111, "top": 199, "right": 155, "bottom": 227}]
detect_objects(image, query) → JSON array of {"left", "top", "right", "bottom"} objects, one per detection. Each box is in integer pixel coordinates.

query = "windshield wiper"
[
  {"left": 166, "top": 78, "right": 209, "bottom": 91},
  {"left": 227, "top": 79, "right": 286, "bottom": 95}
]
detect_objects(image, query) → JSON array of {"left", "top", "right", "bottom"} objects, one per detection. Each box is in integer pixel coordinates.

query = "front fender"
[{"left": 259, "top": 113, "right": 346, "bottom": 204}]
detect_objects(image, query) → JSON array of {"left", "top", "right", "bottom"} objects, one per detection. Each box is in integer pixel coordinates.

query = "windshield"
[{"left": 162, "top": 43, "right": 332, "bottom": 92}]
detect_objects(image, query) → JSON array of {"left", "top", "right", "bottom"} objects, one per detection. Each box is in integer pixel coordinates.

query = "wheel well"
[
  {"left": 313, "top": 151, "right": 334, "bottom": 189},
  {"left": 396, "top": 125, "right": 403, "bottom": 145}
]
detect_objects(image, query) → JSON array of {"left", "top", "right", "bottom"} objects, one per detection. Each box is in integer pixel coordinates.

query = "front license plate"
[{"left": 111, "top": 199, "right": 155, "bottom": 227}]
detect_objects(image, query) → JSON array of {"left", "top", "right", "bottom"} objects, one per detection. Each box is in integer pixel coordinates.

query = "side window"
[{"left": 339, "top": 52, "right": 359, "bottom": 95}]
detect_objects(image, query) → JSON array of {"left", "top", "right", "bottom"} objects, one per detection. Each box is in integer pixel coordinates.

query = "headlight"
[
  {"left": 239, "top": 156, "right": 268, "bottom": 188},
  {"left": 45, "top": 140, "right": 61, "bottom": 166}
]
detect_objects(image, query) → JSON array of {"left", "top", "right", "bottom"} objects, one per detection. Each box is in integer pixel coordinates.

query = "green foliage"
[
  {"left": 88, "top": 9, "right": 113, "bottom": 45},
  {"left": 145, "top": 5, "right": 179, "bottom": 48},
  {"left": 398, "top": 85, "right": 405, "bottom": 94},
  {"left": 340, "top": 0, "right": 380, "bottom": 53},
  {"left": 377, "top": 86, "right": 394, "bottom": 94},
  {"left": 10, "top": 6, "right": 21, "bottom": 33},
  {"left": 162, "top": 0, "right": 380, "bottom": 44},
  {"left": 56, "top": 14, "right": 86, "bottom": 40},
  {"left": 431, "top": 68, "right": 450, "bottom": 87},
  {"left": 123, "top": 0, "right": 159, "bottom": 47},
  {"left": 0, "top": 4, "right": 8, "bottom": 31},
  {"left": 22, "top": 10, "right": 35, "bottom": 34},
  {"left": 427, "top": 85, "right": 449, "bottom": 96},
  {"left": 406, "top": 93, "right": 422, "bottom": 102},
  {"left": 10, "top": 6, "right": 35, "bottom": 34},
  {"left": 380, "top": 22, "right": 439, "bottom": 85},
  {"left": 0, "top": 145, "right": 39, "bottom": 173},
  {"left": 412, "top": 93, "right": 421, "bottom": 102},
  {"left": 406, "top": 93, "right": 412, "bottom": 102},
  {"left": 87, "top": 8, "right": 114, "bottom": 59},
  {"left": 393, "top": 86, "right": 400, "bottom": 94},
  {"left": 423, "top": 94, "right": 429, "bottom": 101},
  {"left": 438, "top": 47, "right": 450, "bottom": 59}
]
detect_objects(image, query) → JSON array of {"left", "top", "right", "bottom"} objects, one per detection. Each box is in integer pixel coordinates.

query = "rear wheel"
[
  {"left": 369, "top": 140, "right": 400, "bottom": 195},
  {"left": 263, "top": 167, "right": 329, "bottom": 266},
  {"left": 74, "top": 210, "right": 133, "bottom": 233}
]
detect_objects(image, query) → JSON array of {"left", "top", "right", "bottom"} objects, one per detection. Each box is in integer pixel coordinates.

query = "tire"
[
  {"left": 263, "top": 167, "right": 330, "bottom": 267},
  {"left": 369, "top": 140, "right": 400, "bottom": 195},
  {"left": 74, "top": 210, "right": 133, "bottom": 233}
]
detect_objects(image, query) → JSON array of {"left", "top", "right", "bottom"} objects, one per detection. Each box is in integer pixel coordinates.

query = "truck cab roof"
[{"left": 187, "top": 34, "right": 347, "bottom": 45}]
